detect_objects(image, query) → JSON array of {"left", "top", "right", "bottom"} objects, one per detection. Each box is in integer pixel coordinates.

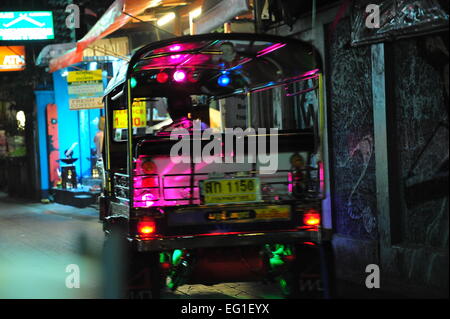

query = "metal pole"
[
  {"left": 318, "top": 73, "right": 325, "bottom": 150},
  {"left": 254, "top": 0, "right": 263, "bottom": 34},
  {"left": 126, "top": 80, "right": 134, "bottom": 209},
  {"left": 246, "top": 92, "right": 252, "bottom": 129},
  {"left": 104, "top": 97, "right": 111, "bottom": 195}
]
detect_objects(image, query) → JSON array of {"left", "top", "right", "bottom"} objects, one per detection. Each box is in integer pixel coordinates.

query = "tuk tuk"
[{"left": 100, "top": 33, "right": 331, "bottom": 299}]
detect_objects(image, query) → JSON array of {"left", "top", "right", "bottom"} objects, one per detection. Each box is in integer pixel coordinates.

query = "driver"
[{"left": 157, "top": 94, "right": 208, "bottom": 134}]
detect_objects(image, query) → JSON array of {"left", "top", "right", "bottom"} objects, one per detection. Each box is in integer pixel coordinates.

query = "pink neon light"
[
  {"left": 319, "top": 161, "right": 324, "bottom": 193},
  {"left": 173, "top": 70, "right": 186, "bottom": 82},
  {"left": 169, "top": 44, "right": 181, "bottom": 51},
  {"left": 134, "top": 193, "right": 155, "bottom": 208},
  {"left": 256, "top": 43, "right": 286, "bottom": 57},
  {"left": 143, "top": 193, "right": 155, "bottom": 207},
  {"left": 301, "top": 68, "right": 320, "bottom": 77},
  {"left": 288, "top": 172, "right": 293, "bottom": 194}
]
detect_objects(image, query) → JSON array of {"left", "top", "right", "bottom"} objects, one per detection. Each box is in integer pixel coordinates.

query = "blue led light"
[{"left": 218, "top": 74, "right": 231, "bottom": 87}]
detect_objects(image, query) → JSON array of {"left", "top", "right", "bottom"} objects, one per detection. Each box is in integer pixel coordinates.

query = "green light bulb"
[{"left": 130, "top": 77, "right": 137, "bottom": 88}]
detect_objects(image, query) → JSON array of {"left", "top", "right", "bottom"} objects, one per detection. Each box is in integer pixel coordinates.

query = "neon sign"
[
  {"left": 0, "top": 46, "right": 25, "bottom": 72},
  {"left": 0, "top": 11, "right": 54, "bottom": 40}
]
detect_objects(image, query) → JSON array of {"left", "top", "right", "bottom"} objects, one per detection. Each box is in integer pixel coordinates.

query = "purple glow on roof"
[
  {"left": 169, "top": 44, "right": 182, "bottom": 51},
  {"left": 140, "top": 53, "right": 212, "bottom": 70},
  {"left": 256, "top": 43, "right": 286, "bottom": 57}
]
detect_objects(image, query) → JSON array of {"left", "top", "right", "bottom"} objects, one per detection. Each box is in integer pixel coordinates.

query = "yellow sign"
[
  {"left": 67, "top": 70, "right": 103, "bottom": 82},
  {"left": 67, "top": 70, "right": 104, "bottom": 110},
  {"left": 69, "top": 97, "right": 103, "bottom": 110},
  {"left": 113, "top": 100, "right": 147, "bottom": 129}
]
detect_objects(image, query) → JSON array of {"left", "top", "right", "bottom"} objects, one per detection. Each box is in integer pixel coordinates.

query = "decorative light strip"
[{"left": 256, "top": 43, "right": 286, "bottom": 57}]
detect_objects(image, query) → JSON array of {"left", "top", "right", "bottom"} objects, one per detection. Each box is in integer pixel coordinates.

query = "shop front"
[
  {"left": 34, "top": 61, "right": 125, "bottom": 207},
  {"left": 0, "top": 45, "right": 37, "bottom": 199}
]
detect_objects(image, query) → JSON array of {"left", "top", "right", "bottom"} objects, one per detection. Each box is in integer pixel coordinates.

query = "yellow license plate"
[{"left": 201, "top": 178, "right": 261, "bottom": 205}]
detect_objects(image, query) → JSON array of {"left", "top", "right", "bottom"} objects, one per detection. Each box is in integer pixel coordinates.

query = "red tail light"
[
  {"left": 303, "top": 210, "right": 321, "bottom": 226},
  {"left": 141, "top": 177, "right": 157, "bottom": 188},
  {"left": 141, "top": 159, "right": 156, "bottom": 174},
  {"left": 137, "top": 218, "right": 156, "bottom": 237}
]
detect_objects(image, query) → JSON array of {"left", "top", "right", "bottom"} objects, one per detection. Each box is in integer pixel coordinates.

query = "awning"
[
  {"left": 36, "top": 43, "right": 76, "bottom": 67},
  {"left": 49, "top": 0, "right": 156, "bottom": 72}
]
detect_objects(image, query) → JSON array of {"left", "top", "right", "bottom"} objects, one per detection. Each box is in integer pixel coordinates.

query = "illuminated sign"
[
  {"left": 113, "top": 100, "right": 147, "bottom": 129},
  {"left": 67, "top": 70, "right": 104, "bottom": 110},
  {"left": 0, "top": 46, "right": 25, "bottom": 72},
  {"left": 0, "top": 11, "right": 54, "bottom": 40}
]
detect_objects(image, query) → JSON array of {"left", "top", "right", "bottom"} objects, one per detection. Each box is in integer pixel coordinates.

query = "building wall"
[
  {"left": 325, "top": 21, "right": 449, "bottom": 296},
  {"left": 269, "top": 4, "right": 448, "bottom": 296},
  {"left": 390, "top": 36, "right": 448, "bottom": 249},
  {"left": 325, "top": 17, "right": 381, "bottom": 287},
  {"left": 379, "top": 34, "right": 449, "bottom": 295},
  {"left": 326, "top": 19, "right": 378, "bottom": 241}
]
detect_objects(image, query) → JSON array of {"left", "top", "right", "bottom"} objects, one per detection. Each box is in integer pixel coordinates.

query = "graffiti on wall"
[
  {"left": 327, "top": 18, "right": 378, "bottom": 240},
  {"left": 346, "top": 135, "right": 377, "bottom": 234}
]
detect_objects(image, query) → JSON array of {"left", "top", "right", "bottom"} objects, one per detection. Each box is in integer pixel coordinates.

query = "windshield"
[
  {"left": 111, "top": 75, "right": 320, "bottom": 142},
  {"left": 106, "top": 34, "right": 321, "bottom": 142}
]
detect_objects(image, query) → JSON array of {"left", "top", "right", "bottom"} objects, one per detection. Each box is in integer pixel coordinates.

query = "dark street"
[
  {"left": 1, "top": 193, "right": 425, "bottom": 299},
  {"left": 0, "top": 193, "right": 289, "bottom": 299},
  {"left": 0, "top": 0, "right": 448, "bottom": 306}
]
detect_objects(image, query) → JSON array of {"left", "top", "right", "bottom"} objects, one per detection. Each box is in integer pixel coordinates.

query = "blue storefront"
[{"left": 34, "top": 62, "right": 118, "bottom": 204}]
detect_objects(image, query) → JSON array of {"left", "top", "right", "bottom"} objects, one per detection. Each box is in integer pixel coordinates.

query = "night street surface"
[
  {"left": 0, "top": 193, "right": 286, "bottom": 299},
  {"left": 0, "top": 193, "right": 413, "bottom": 299}
]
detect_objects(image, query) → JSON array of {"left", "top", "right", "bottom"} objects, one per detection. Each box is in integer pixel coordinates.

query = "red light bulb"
[{"left": 156, "top": 72, "right": 169, "bottom": 83}]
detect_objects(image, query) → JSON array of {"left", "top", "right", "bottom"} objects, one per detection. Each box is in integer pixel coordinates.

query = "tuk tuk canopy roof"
[{"left": 104, "top": 33, "right": 322, "bottom": 100}]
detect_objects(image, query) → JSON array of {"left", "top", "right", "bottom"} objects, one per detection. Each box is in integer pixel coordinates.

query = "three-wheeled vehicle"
[{"left": 100, "top": 33, "right": 332, "bottom": 299}]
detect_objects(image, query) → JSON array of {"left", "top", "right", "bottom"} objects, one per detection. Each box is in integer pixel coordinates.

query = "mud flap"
[
  {"left": 126, "top": 251, "right": 163, "bottom": 299},
  {"left": 285, "top": 242, "right": 334, "bottom": 299},
  {"left": 102, "top": 221, "right": 164, "bottom": 299},
  {"left": 98, "top": 195, "right": 107, "bottom": 221}
]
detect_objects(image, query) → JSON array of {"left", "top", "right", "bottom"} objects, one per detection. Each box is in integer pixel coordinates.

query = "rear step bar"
[{"left": 134, "top": 229, "right": 320, "bottom": 251}]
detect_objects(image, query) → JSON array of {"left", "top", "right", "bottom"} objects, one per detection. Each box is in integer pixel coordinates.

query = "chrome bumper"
[{"left": 134, "top": 230, "right": 320, "bottom": 252}]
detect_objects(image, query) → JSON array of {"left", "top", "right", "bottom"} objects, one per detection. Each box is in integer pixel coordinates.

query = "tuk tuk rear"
[{"left": 100, "top": 33, "right": 331, "bottom": 298}]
